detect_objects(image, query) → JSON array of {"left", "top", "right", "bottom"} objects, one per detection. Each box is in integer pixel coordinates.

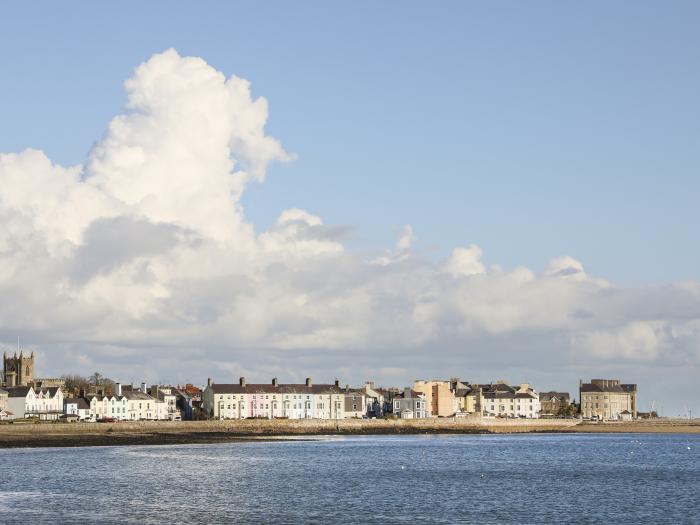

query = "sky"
[{"left": 0, "top": 2, "right": 698, "bottom": 415}]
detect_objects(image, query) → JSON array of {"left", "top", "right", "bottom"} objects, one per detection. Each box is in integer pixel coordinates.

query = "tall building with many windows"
[{"left": 579, "top": 379, "right": 637, "bottom": 420}]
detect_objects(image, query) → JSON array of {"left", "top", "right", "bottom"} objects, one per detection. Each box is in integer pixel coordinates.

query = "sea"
[{"left": 0, "top": 433, "right": 698, "bottom": 524}]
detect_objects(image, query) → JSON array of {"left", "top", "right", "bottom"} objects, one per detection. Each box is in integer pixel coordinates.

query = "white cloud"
[
  {"left": 442, "top": 244, "right": 485, "bottom": 277},
  {"left": 1, "top": 50, "right": 699, "bottom": 410}
]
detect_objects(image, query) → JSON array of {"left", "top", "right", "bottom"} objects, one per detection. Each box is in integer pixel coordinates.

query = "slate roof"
[
  {"left": 580, "top": 381, "right": 637, "bottom": 394},
  {"left": 482, "top": 383, "right": 539, "bottom": 400},
  {"left": 210, "top": 383, "right": 346, "bottom": 395},
  {"left": 394, "top": 389, "right": 423, "bottom": 399},
  {"left": 122, "top": 390, "right": 153, "bottom": 401},
  {"left": 65, "top": 397, "right": 90, "bottom": 410},
  {"left": 5, "top": 386, "right": 60, "bottom": 398},
  {"left": 540, "top": 392, "right": 570, "bottom": 402}
]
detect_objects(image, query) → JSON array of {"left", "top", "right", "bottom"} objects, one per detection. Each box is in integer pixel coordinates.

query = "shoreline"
[{"left": 0, "top": 419, "right": 698, "bottom": 449}]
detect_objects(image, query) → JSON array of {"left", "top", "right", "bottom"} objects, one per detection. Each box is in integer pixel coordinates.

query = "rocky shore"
[{"left": 0, "top": 418, "right": 697, "bottom": 448}]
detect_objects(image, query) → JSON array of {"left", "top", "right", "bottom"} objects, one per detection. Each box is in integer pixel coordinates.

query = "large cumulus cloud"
[{"left": 1, "top": 50, "right": 698, "bottom": 410}]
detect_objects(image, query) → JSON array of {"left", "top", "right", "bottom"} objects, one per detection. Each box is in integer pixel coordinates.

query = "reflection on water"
[{"left": 0, "top": 434, "right": 698, "bottom": 524}]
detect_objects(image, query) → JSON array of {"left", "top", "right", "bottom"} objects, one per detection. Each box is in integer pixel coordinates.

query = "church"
[{"left": 2, "top": 350, "right": 35, "bottom": 387}]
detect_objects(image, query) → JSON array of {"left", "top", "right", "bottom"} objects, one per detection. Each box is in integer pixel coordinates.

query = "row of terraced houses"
[
  {"left": 201, "top": 377, "right": 638, "bottom": 421},
  {"left": 1, "top": 353, "right": 638, "bottom": 421}
]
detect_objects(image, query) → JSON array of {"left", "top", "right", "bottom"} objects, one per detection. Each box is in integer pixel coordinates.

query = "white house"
[
  {"left": 151, "top": 385, "right": 180, "bottom": 421},
  {"left": 64, "top": 397, "right": 91, "bottom": 420},
  {"left": 6, "top": 386, "right": 64, "bottom": 420},
  {"left": 203, "top": 377, "right": 346, "bottom": 420}
]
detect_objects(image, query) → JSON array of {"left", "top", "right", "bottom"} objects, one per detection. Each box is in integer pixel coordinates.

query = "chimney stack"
[
  {"left": 207, "top": 377, "right": 212, "bottom": 387},
  {"left": 272, "top": 378, "right": 279, "bottom": 387},
  {"left": 141, "top": 382, "right": 147, "bottom": 394},
  {"left": 334, "top": 379, "right": 340, "bottom": 388},
  {"left": 305, "top": 377, "right": 312, "bottom": 387},
  {"left": 116, "top": 382, "right": 122, "bottom": 396},
  {"left": 239, "top": 377, "right": 246, "bottom": 387}
]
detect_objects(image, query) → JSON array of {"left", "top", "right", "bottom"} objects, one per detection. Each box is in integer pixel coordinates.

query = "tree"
[
  {"left": 89, "top": 372, "right": 103, "bottom": 386},
  {"left": 60, "top": 374, "right": 90, "bottom": 396}
]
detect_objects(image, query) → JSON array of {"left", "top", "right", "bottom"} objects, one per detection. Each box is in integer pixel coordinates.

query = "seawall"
[{"left": 0, "top": 418, "right": 697, "bottom": 448}]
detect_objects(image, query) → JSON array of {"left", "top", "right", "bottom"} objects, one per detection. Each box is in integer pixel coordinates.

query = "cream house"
[{"left": 482, "top": 382, "right": 540, "bottom": 418}]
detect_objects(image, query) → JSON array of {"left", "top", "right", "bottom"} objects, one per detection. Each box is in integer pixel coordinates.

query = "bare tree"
[
  {"left": 89, "top": 372, "right": 103, "bottom": 386},
  {"left": 61, "top": 374, "right": 90, "bottom": 396}
]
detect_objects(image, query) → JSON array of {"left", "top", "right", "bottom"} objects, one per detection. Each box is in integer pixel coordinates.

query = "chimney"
[
  {"left": 207, "top": 377, "right": 212, "bottom": 387},
  {"left": 239, "top": 377, "right": 246, "bottom": 387},
  {"left": 79, "top": 388, "right": 86, "bottom": 398},
  {"left": 141, "top": 382, "right": 147, "bottom": 393},
  {"left": 152, "top": 384, "right": 159, "bottom": 398},
  {"left": 116, "top": 382, "right": 122, "bottom": 396},
  {"left": 334, "top": 379, "right": 340, "bottom": 388},
  {"left": 305, "top": 377, "right": 312, "bottom": 387},
  {"left": 272, "top": 378, "right": 278, "bottom": 387}
]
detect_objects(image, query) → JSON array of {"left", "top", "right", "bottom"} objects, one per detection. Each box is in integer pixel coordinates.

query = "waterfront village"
[{"left": 0, "top": 350, "right": 642, "bottom": 424}]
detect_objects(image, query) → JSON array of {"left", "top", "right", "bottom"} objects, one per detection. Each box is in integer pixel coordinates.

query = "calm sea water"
[{"left": 0, "top": 434, "right": 698, "bottom": 524}]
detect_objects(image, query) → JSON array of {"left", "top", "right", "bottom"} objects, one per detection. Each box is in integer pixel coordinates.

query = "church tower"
[{"left": 3, "top": 350, "right": 35, "bottom": 387}]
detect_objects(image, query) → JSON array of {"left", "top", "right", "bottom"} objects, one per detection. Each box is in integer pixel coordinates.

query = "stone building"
[
  {"left": 539, "top": 392, "right": 571, "bottom": 416},
  {"left": 579, "top": 379, "right": 637, "bottom": 420},
  {"left": 2, "top": 351, "right": 35, "bottom": 387}
]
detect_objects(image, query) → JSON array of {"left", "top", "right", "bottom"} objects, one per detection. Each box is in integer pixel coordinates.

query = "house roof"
[
  {"left": 122, "top": 390, "right": 153, "bottom": 401},
  {"left": 210, "top": 383, "right": 346, "bottom": 395},
  {"left": 580, "top": 383, "right": 637, "bottom": 394},
  {"left": 65, "top": 397, "right": 90, "bottom": 410},
  {"left": 5, "top": 386, "right": 29, "bottom": 397},
  {"left": 514, "top": 392, "right": 537, "bottom": 399},
  {"left": 394, "top": 389, "right": 423, "bottom": 399},
  {"left": 540, "top": 392, "right": 570, "bottom": 402}
]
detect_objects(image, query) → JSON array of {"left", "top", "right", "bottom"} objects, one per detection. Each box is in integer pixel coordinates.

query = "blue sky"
[
  {"left": 1, "top": 3, "right": 699, "bottom": 414},
  {"left": 1, "top": 1, "right": 698, "bottom": 285}
]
